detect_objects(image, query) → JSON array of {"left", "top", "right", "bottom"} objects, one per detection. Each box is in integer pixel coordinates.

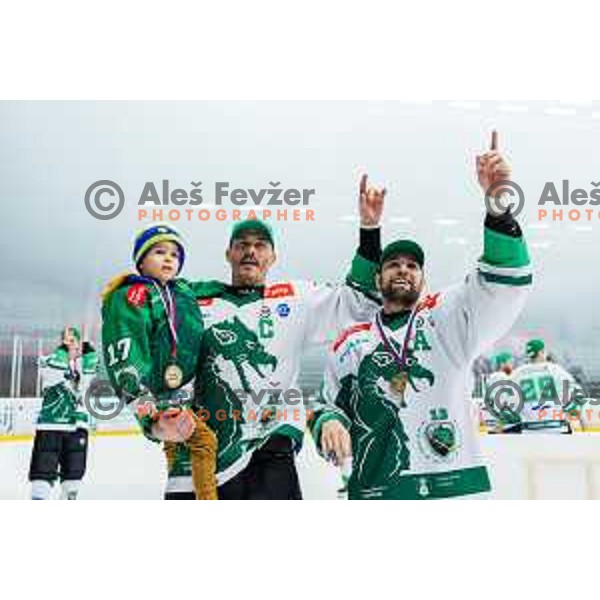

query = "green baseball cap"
[
  {"left": 380, "top": 239, "right": 425, "bottom": 269},
  {"left": 526, "top": 338, "right": 545, "bottom": 358},
  {"left": 62, "top": 326, "right": 81, "bottom": 341},
  {"left": 229, "top": 219, "right": 275, "bottom": 248},
  {"left": 493, "top": 351, "right": 513, "bottom": 368}
]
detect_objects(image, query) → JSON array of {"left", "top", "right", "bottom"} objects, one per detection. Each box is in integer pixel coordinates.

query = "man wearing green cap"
[
  {"left": 491, "top": 351, "right": 514, "bottom": 377},
  {"left": 313, "top": 131, "right": 533, "bottom": 499},
  {"left": 510, "top": 339, "right": 587, "bottom": 433},
  {"left": 29, "top": 326, "right": 98, "bottom": 499},
  {"left": 145, "top": 175, "right": 385, "bottom": 499}
]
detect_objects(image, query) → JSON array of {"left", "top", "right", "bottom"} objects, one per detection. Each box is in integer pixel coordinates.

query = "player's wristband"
[
  {"left": 358, "top": 226, "right": 381, "bottom": 262},
  {"left": 484, "top": 209, "right": 522, "bottom": 238}
]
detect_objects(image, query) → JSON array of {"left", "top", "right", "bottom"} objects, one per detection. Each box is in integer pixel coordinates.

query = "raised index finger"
[
  {"left": 490, "top": 130, "right": 498, "bottom": 151},
  {"left": 359, "top": 174, "right": 368, "bottom": 196}
]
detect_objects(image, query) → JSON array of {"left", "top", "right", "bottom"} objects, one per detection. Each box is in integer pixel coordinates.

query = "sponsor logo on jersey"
[
  {"left": 276, "top": 302, "right": 290, "bottom": 318},
  {"left": 260, "top": 305, "right": 271, "bottom": 318},
  {"left": 126, "top": 283, "right": 148, "bottom": 307},
  {"left": 197, "top": 297, "right": 215, "bottom": 307},
  {"left": 265, "top": 283, "right": 295, "bottom": 299}
]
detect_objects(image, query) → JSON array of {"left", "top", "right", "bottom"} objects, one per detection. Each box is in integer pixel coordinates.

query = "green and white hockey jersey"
[
  {"left": 189, "top": 251, "right": 379, "bottom": 485},
  {"left": 101, "top": 275, "right": 207, "bottom": 438},
  {"left": 36, "top": 345, "right": 99, "bottom": 431},
  {"left": 482, "top": 370, "right": 520, "bottom": 429},
  {"left": 315, "top": 219, "right": 532, "bottom": 499},
  {"left": 510, "top": 361, "right": 585, "bottom": 432}
]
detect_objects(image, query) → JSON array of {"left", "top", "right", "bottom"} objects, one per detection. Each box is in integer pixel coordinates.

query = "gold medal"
[
  {"left": 391, "top": 372, "right": 408, "bottom": 395},
  {"left": 164, "top": 363, "right": 183, "bottom": 389}
]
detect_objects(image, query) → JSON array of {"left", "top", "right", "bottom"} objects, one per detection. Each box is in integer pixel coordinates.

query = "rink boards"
[{"left": 4, "top": 398, "right": 600, "bottom": 499}]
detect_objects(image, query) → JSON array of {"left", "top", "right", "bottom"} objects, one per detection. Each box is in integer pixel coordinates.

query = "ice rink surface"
[
  {"left": 5, "top": 431, "right": 600, "bottom": 499},
  {"left": 0, "top": 432, "right": 342, "bottom": 500}
]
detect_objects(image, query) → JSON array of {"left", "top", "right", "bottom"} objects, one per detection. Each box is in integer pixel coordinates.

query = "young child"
[
  {"left": 101, "top": 223, "right": 217, "bottom": 499},
  {"left": 29, "top": 326, "right": 98, "bottom": 500}
]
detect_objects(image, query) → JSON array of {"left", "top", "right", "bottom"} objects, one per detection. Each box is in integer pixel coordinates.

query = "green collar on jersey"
[
  {"left": 221, "top": 285, "right": 265, "bottom": 307},
  {"left": 380, "top": 309, "right": 411, "bottom": 330}
]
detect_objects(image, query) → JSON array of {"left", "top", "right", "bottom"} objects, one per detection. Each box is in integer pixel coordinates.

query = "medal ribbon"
[
  {"left": 375, "top": 310, "right": 416, "bottom": 372},
  {"left": 152, "top": 282, "right": 178, "bottom": 359},
  {"left": 375, "top": 296, "right": 432, "bottom": 371}
]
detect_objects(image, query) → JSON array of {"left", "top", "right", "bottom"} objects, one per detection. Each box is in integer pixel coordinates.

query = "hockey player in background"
[
  {"left": 509, "top": 339, "right": 587, "bottom": 433},
  {"left": 29, "top": 327, "right": 98, "bottom": 500},
  {"left": 313, "top": 131, "right": 533, "bottom": 499},
  {"left": 154, "top": 176, "right": 385, "bottom": 499},
  {"left": 489, "top": 351, "right": 514, "bottom": 381},
  {"left": 483, "top": 351, "right": 520, "bottom": 432}
]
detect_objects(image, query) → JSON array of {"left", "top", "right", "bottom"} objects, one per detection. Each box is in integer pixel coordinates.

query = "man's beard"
[
  {"left": 381, "top": 282, "right": 420, "bottom": 307},
  {"left": 235, "top": 259, "right": 264, "bottom": 286}
]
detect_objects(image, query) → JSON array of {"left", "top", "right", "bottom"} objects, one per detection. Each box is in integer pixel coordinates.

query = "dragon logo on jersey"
[
  {"left": 207, "top": 316, "right": 278, "bottom": 392},
  {"left": 364, "top": 345, "right": 435, "bottom": 407},
  {"left": 346, "top": 371, "right": 411, "bottom": 488},
  {"left": 351, "top": 344, "right": 436, "bottom": 488}
]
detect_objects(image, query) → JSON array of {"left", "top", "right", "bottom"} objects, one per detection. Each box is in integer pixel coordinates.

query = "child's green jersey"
[{"left": 101, "top": 275, "right": 209, "bottom": 437}]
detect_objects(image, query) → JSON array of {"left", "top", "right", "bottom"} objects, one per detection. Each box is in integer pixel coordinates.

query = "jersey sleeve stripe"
[
  {"left": 477, "top": 261, "right": 532, "bottom": 278},
  {"left": 478, "top": 271, "right": 533, "bottom": 286}
]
